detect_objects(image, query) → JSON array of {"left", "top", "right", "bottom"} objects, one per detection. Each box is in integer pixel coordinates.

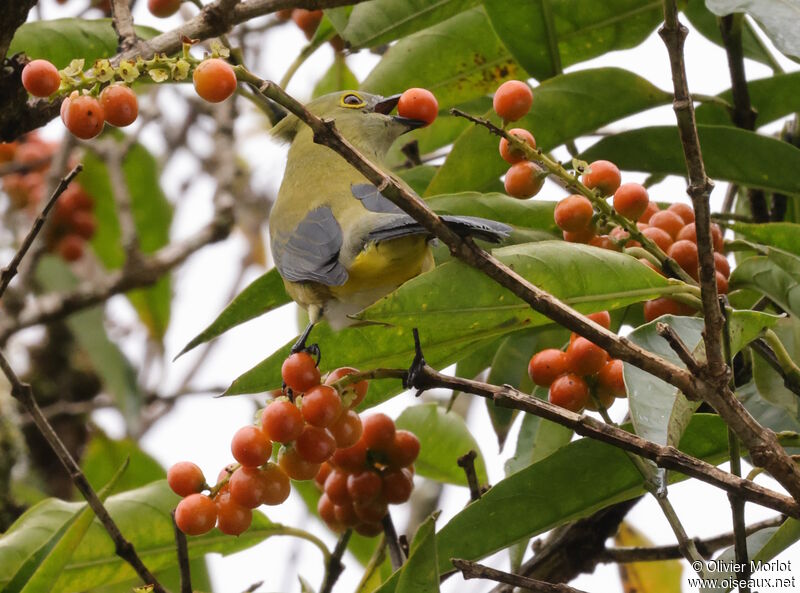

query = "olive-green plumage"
[{"left": 270, "top": 90, "right": 508, "bottom": 331}]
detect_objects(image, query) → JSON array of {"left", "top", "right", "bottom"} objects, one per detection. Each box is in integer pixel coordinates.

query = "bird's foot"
[{"left": 404, "top": 328, "right": 429, "bottom": 397}]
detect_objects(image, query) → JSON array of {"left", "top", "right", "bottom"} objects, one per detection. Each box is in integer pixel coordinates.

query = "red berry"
[
  {"left": 292, "top": 9, "right": 323, "bottom": 39},
  {"left": 347, "top": 471, "right": 382, "bottom": 504},
  {"left": 282, "top": 352, "right": 320, "bottom": 393},
  {"left": 493, "top": 80, "right": 533, "bottom": 122},
  {"left": 566, "top": 337, "right": 609, "bottom": 376},
  {"left": 215, "top": 490, "right": 252, "bottom": 535},
  {"left": 314, "top": 462, "right": 333, "bottom": 491},
  {"left": 61, "top": 93, "right": 105, "bottom": 140},
  {"left": 353, "top": 499, "right": 388, "bottom": 524},
  {"left": 504, "top": 161, "right": 544, "bottom": 199},
  {"left": 649, "top": 210, "right": 685, "bottom": 240},
  {"left": 361, "top": 413, "right": 395, "bottom": 452},
  {"left": 261, "top": 399, "right": 304, "bottom": 444},
  {"left": 613, "top": 183, "right": 649, "bottom": 221},
  {"left": 397, "top": 88, "right": 438, "bottom": 127},
  {"left": 668, "top": 239, "right": 699, "bottom": 280},
  {"left": 676, "top": 222, "right": 724, "bottom": 252},
  {"left": 563, "top": 226, "right": 596, "bottom": 244},
  {"left": 354, "top": 521, "right": 383, "bottom": 537},
  {"left": 324, "top": 470, "right": 351, "bottom": 505},
  {"left": 278, "top": 446, "right": 320, "bottom": 481},
  {"left": 229, "top": 466, "right": 268, "bottom": 509},
  {"left": 597, "top": 359, "right": 626, "bottom": 398},
  {"left": 148, "top": 0, "right": 181, "bottom": 17},
  {"left": 589, "top": 235, "right": 618, "bottom": 251},
  {"left": 716, "top": 271, "right": 729, "bottom": 295},
  {"left": 386, "top": 430, "right": 420, "bottom": 468},
  {"left": 167, "top": 461, "right": 205, "bottom": 497},
  {"left": 554, "top": 195, "right": 594, "bottom": 233},
  {"left": 70, "top": 210, "right": 97, "bottom": 240},
  {"left": 330, "top": 440, "right": 368, "bottom": 473},
  {"left": 99, "top": 85, "right": 138, "bottom": 127},
  {"left": 638, "top": 201, "right": 660, "bottom": 223},
  {"left": 382, "top": 468, "right": 413, "bottom": 504},
  {"left": 548, "top": 374, "right": 590, "bottom": 412},
  {"left": 582, "top": 160, "right": 621, "bottom": 196},
  {"left": 643, "top": 297, "right": 695, "bottom": 322},
  {"left": 714, "top": 252, "right": 730, "bottom": 278},
  {"left": 175, "top": 493, "right": 217, "bottom": 536},
  {"left": 260, "top": 462, "right": 291, "bottom": 505},
  {"left": 57, "top": 234, "right": 85, "bottom": 262},
  {"left": 318, "top": 493, "right": 340, "bottom": 528},
  {"left": 325, "top": 367, "right": 368, "bottom": 408},
  {"left": 193, "top": 58, "right": 237, "bottom": 103},
  {"left": 301, "top": 384, "right": 343, "bottom": 428},
  {"left": 334, "top": 500, "right": 359, "bottom": 527},
  {"left": 230, "top": 425, "right": 271, "bottom": 468},
  {"left": 22, "top": 60, "right": 60, "bottom": 97},
  {"left": 668, "top": 202, "right": 695, "bottom": 224},
  {"left": 295, "top": 425, "right": 336, "bottom": 463},
  {"left": 328, "top": 409, "right": 363, "bottom": 448},
  {"left": 641, "top": 226, "right": 673, "bottom": 252},
  {"left": 499, "top": 128, "right": 536, "bottom": 164},
  {"left": 586, "top": 310, "right": 611, "bottom": 330},
  {"left": 528, "top": 349, "right": 569, "bottom": 387}
]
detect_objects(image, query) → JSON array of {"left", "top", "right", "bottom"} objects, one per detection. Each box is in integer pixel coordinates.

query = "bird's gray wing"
[
  {"left": 273, "top": 206, "right": 349, "bottom": 286},
  {"left": 351, "top": 183, "right": 405, "bottom": 214}
]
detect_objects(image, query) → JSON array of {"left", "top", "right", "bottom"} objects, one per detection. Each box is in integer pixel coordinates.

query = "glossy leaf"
[
  {"left": 579, "top": 125, "right": 800, "bottom": 195},
  {"left": 484, "top": 0, "right": 663, "bottom": 79},
  {"left": 435, "top": 414, "right": 730, "bottom": 575},
  {"left": 80, "top": 431, "right": 165, "bottom": 495},
  {"left": 80, "top": 142, "right": 173, "bottom": 341},
  {"left": 428, "top": 192, "right": 558, "bottom": 233},
  {"left": 396, "top": 403, "right": 488, "bottom": 486},
  {"left": 0, "top": 481, "right": 312, "bottom": 593},
  {"left": 397, "top": 165, "right": 437, "bottom": 195},
  {"left": 427, "top": 68, "right": 671, "bottom": 195},
  {"left": 725, "top": 221, "right": 800, "bottom": 258},
  {"left": 739, "top": 379, "right": 800, "bottom": 449},
  {"left": 753, "top": 318, "right": 800, "bottom": 416},
  {"left": 696, "top": 72, "right": 800, "bottom": 127},
  {"left": 705, "top": 0, "right": 800, "bottom": 58},
  {"left": 395, "top": 515, "right": 439, "bottom": 593},
  {"left": 624, "top": 311, "right": 779, "bottom": 447},
  {"left": 335, "top": 0, "right": 479, "bottom": 48},
  {"left": 312, "top": 55, "right": 359, "bottom": 98},
  {"left": 177, "top": 268, "right": 290, "bottom": 358},
  {"left": 615, "top": 522, "right": 683, "bottom": 592},
  {"left": 9, "top": 19, "right": 159, "bottom": 68},
  {"left": 361, "top": 8, "right": 522, "bottom": 109},
  {"left": 730, "top": 248, "right": 800, "bottom": 318}
]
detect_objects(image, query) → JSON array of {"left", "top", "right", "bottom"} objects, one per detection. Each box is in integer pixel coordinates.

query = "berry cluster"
[
  {"left": 169, "top": 353, "right": 418, "bottom": 538},
  {"left": 528, "top": 311, "right": 627, "bottom": 412},
  {"left": 1, "top": 134, "right": 97, "bottom": 262},
  {"left": 314, "top": 412, "right": 418, "bottom": 537}
]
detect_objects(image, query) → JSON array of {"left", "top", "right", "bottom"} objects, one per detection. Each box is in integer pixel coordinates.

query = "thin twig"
[
  {"left": 172, "top": 510, "right": 192, "bottom": 593},
  {"left": 0, "top": 352, "right": 166, "bottom": 593},
  {"left": 319, "top": 528, "right": 351, "bottom": 593},
  {"left": 457, "top": 450, "right": 482, "bottom": 502},
  {"left": 382, "top": 513, "right": 405, "bottom": 570},
  {"left": 0, "top": 164, "right": 82, "bottom": 299},
  {"left": 656, "top": 322, "right": 705, "bottom": 379},
  {"left": 453, "top": 559, "right": 588, "bottom": 593}
]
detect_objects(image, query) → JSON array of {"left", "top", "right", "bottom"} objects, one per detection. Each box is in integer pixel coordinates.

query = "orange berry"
[
  {"left": 278, "top": 446, "right": 320, "bottom": 481},
  {"left": 548, "top": 374, "right": 590, "bottom": 412},
  {"left": 215, "top": 490, "right": 252, "bottom": 535},
  {"left": 334, "top": 500, "right": 359, "bottom": 527},
  {"left": 314, "top": 462, "right": 333, "bottom": 491},
  {"left": 347, "top": 471, "right": 382, "bottom": 503},
  {"left": 22, "top": 60, "right": 61, "bottom": 97},
  {"left": 56, "top": 234, "right": 84, "bottom": 262},
  {"left": 641, "top": 226, "right": 673, "bottom": 252},
  {"left": 597, "top": 359, "right": 626, "bottom": 397},
  {"left": 295, "top": 425, "right": 336, "bottom": 463},
  {"left": 667, "top": 202, "right": 695, "bottom": 224},
  {"left": 714, "top": 252, "right": 730, "bottom": 278},
  {"left": 330, "top": 440, "right": 368, "bottom": 473},
  {"left": 528, "top": 349, "right": 569, "bottom": 387},
  {"left": 99, "top": 85, "right": 138, "bottom": 127},
  {"left": 499, "top": 128, "right": 536, "bottom": 164},
  {"left": 325, "top": 367, "right": 369, "bottom": 408},
  {"left": 638, "top": 200, "right": 660, "bottom": 223},
  {"left": 193, "top": 58, "right": 237, "bottom": 103},
  {"left": 676, "top": 222, "right": 724, "bottom": 252},
  {"left": 261, "top": 399, "right": 304, "bottom": 444},
  {"left": 613, "top": 183, "right": 649, "bottom": 221},
  {"left": 148, "top": 0, "right": 181, "bottom": 17},
  {"left": 493, "top": 80, "right": 533, "bottom": 122},
  {"left": 566, "top": 337, "right": 609, "bottom": 376},
  {"left": 282, "top": 352, "right": 320, "bottom": 393},
  {"left": 361, "top": 413, "right": 395, "bottom": 452},
  {"left": 386, "top": 430, "right": 420, "bottom": 468},
  {"left": 382, "top": 468, "right": 413, "bottom": 503},
  {"left": 167, "top": 461, "right": 205, "bottom": 497},
  {"left": 230, "top": 425, "right": 271, "bottom": 468},
  {"left": 668, "top": 239, "right": 699, "bottom": 280},
  {"left": 301, "top": 384, "right": 342, "bottom": 428},
  {"left": 70, "top": 210, "right": 97, "bottom": 240},
  {"left": 716, "top": 271, "right": 729, "bottom": 295},
  {"left": 563, "top": 226, "right": 596, "bottom": 244},
  {"left": 260, "top": 463, "right": 291, "bottom": 505},
  {"left": 328, "top": 409, "right": 363, "bottom": 448},
  {"left": 229, "top": 466, "right": 269, "bottom": 509},
  {"left": 175, "top": 493, "right": 217, "bottom": 536},
  {"left": 354, "top": 521, "right": 383, "bottom": 537},
  {"left": 588, "top": 235, "right": 618, "bottom": 251},
  {"left": 397, "top": 88, "right": 438, "bottom": 127},
  {"left": 639, "top": 258, "right": 663, "bottom": 275},
  {"left": 643, "top": 297, "right": 695, "bottom": 322},
  {"left": 582, "top": 160, "right": 621, "bottom": 196},
  {"left": 586, "top": 310, "right": 611, "bottom": 329},
  {"left": 649, "top": 210, "right": 685, "bottom": 239},
  {"left": 504, "top": 161, "right": 544, "bottom": 198},
  {"left": 353, "top": 499, "right": 388, "bottom": 524},
  {"left": 292, "top": 9, "right": 323, "bottom": 39},
  {"left": 554, "top": 195, "right": 594, "bottom": 233},
  {"left": 61, "top": 93, "right": 105, "bottom": 140},
  {"left": 324, "top": 470, "right": 351, "bottom": 505}
]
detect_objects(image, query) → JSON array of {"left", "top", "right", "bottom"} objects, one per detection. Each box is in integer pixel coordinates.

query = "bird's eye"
[{"left": 341, "top": 93, "right": 364, "bottom": 107}]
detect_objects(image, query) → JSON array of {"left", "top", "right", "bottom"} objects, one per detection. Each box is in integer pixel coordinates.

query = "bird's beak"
[{"left": 373, "top": 94, "right": 427, "bottom": 132}]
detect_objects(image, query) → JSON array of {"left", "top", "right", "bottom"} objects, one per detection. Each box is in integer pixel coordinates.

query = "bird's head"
[{"left": 270, "top": 90, "right": 426, "bottom": 156}]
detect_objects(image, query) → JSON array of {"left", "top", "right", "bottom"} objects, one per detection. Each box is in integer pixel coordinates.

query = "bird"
[{"left": 269, "top": 90, "right": 510, "bottom": 352}]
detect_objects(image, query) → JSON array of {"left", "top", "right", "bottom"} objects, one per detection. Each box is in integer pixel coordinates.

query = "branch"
[
  {"left": 457, "top": 450, "right": 482, "bottom": 501},
  {"left": 110, "top": 0, "right": 141, "bottom": 53},
  {"left": 319, "top": 528, "right": 351, "bottom": 593},
  {"left": 452, "top": 559, "right": 589, "bottom": 593},
  {"left": 171, "top": 511, "right": 192, "bottom": 593},
  {"left": 656, "top": 322, "right": 704, "bottom": 380},
  {"left": 0, "top": 164, "right": 83, "bottom": 298},
  {"left": 0, "top": 352, "right": 166, "bottom": 593},
  {"left": 382, "top": 513, "right": 405, "bottom": 570}
]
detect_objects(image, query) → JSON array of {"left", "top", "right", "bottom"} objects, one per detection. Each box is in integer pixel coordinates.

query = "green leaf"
[
  {"left": 739, "top": 379, "right": 800, "bottom": 448},
  {"left": 426, "top": 68, "right": 671, "bottom": 195},
  {"left": 396, "top": 515, "right": 439, "bottom": 593},
  {"left": 683, "top": 0, "right": 777, "bottom": 67},
  {"left": 578, "top": 125, "right": 800, "bottom": 195},
  {"left": 8, "top": 19, "right": 160, "bottom": 68},
  {"left": 624, "top": 312, "right": 779, "bottom": 447},
  {"left": 753, "top": 318, "right": 800, "bottom": 416},
  {"left": 397, "top": 165, "right": 438, "bottom": 196},
  {"left": 428, "top": 192, "right": 558, "bottom": 233},
  {"left": 725, "top": 221, "right": 800, "bottom": 258},
  {"left": 80, "top": 141, "right": 173, "bottom": 341},
  {"left": 396, "top": 403, "right": 488, "bottom": 486},
  {"left": 696, "top": 72, "right": 800, "bottom": 127},
  {"left": 0, "top": 481, "right": 316, "bottom": 593},
  {"left": 336, "top": 0, "right": 480, "bottom": 48},
  {"left": 483, "top": 0, "right": 663, "bottom": 79},
  {"left": 35, "top": 257, "right": 143, "bottom": 435},
  {"left": 434, "top": 414, "right": 730, "bottom": 575},
  {"left": 730, "top": 248, "right": 800, "bottom": 318},
  {"left": 80, "top": 431, "right": 165, "bottom": 495},
  {"left": 312, "top": 55, "right": 359, "bottom": 98},
  {"left": 177, "top": 268, "right": 290, "bottom": 358},
  {"left": 704, "top": 0, "right": 800, "bottom": 59},
  {"left": 361, "top": 7, "right": 522, "bottom": 109}
]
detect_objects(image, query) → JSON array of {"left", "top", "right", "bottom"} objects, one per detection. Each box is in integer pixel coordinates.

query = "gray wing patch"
[
  {"left": 274, "top": 206, "right": 348, "bottom": 286},
  {"left": 351, "top": 183, "right": 404, "bottom": 214}
]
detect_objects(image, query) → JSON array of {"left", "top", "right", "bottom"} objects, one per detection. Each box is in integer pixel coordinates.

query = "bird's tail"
[{"left": 367, "top": 214, "right": 511, "bottom": 244}]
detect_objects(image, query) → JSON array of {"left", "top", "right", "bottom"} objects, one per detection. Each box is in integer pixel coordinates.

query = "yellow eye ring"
[{"left": 340, "top": 92, "right": 366, "bottom": 108}]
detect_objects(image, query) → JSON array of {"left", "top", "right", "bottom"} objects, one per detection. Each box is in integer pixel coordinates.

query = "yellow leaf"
[{"left": 615, "top": 522, "right": 683, "bottom": 593}]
